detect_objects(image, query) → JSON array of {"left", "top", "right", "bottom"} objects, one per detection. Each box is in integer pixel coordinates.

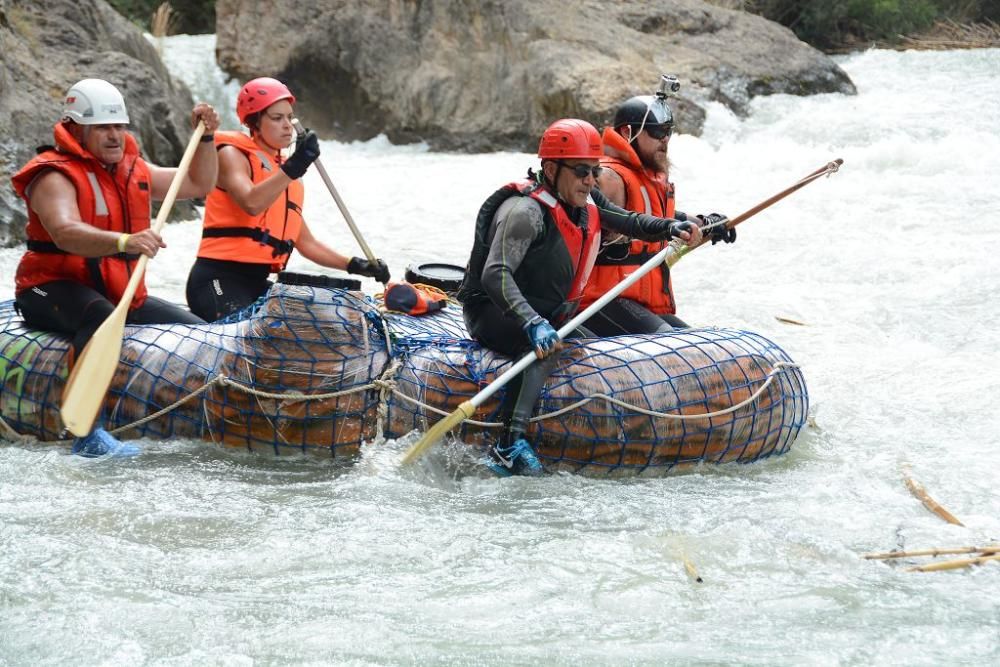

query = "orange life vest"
[
  {"left": 458, "top": 179, "right": 602, "bottom": 324},
  {"left": 580, "top": 127, "right": 678, "bottom": 314},
  {"left": 197, "top": 131, "right": 304, "bottom": 272},
  {"left": 12, "top": 122, "right": 152, "bottom": 309},
  {"left": 533, "top": 185, "right": 603, "bottom": 311}
]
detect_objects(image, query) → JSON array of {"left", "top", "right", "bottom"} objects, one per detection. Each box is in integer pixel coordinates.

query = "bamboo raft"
[{"left": 0, "top": 279, "right": 809, "bottom": 475}]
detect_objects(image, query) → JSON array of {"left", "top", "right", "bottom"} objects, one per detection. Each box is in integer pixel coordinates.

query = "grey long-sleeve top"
[{"left": 480, "top": 187, "right": 680, "bottom": 326}]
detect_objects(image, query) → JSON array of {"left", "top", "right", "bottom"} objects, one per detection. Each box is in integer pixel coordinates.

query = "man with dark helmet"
[
  {"left": 581, "top": 80, "right": 736, "bottom": 335},
  {"left": 458, "top": 118, "right": 701, "bottom": 476}
]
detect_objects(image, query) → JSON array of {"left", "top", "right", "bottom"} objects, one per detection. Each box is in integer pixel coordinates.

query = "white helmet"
[{"left": 61, "top": 78, "right": 130, "bottom": 125}]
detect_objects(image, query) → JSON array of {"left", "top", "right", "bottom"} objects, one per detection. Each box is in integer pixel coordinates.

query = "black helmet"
[{"left": 613, "top": 95, "right": 673, "bottom": 131}]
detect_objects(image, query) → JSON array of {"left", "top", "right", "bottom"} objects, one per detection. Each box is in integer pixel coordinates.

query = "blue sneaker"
[
  {"left": 71, "top": 428, "right": 140, "bottom": 458},
  {"left": 486, "top": 437, "right": 544, "bottom": 477}
]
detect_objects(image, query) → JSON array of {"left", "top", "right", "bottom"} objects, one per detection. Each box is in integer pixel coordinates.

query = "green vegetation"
[
  {"left": 713, "top": 0, "right": 1000, "bottom": 50},
  {"left": 106, "top": 0, "right": 215, "bottom": 35}
]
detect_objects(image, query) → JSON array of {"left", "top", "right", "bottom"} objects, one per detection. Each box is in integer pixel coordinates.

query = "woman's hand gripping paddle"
[
  {"left": 60, "top": 121, "right": 207, "bottom": 437},
  {"left": 290, "top": 119, "right": 385, "bottom": 284}
]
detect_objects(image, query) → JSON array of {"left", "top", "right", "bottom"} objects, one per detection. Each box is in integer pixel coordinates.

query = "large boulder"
[
  {"left": 0, "top": 0, "right": 198, "bottom": 246},
  {"left": 216, "top": 0, "right": 855, "bottom": 151}
]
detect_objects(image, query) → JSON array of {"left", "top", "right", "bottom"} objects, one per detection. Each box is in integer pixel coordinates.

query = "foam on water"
[{"left": 1, "top": 36, "right": 998, "bottom": 665}]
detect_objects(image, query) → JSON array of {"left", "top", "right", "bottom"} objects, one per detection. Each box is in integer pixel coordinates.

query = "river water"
[{"left": 1, "top": 36, "right": 998, "bottom": 665}]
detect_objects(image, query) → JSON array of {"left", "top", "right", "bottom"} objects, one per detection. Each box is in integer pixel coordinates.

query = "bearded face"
[{"left": 632, "top": 125, "right": 671, "bottom": 174}]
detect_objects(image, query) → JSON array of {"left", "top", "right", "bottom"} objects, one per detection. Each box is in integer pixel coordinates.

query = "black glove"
[
  {"left": 347, "top": 256, "right": 390, "bottom": 283},
  {"left": 665, "top": 219, "right": 699, "bottom": 241},
  {"left": 281, "top": 130, "right": 321, "bottom": 180},
  {"left": 700, "top": 213, "right": 736, "bottom": 244}
]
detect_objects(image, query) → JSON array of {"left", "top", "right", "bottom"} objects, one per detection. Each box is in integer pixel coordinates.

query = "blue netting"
[
  {"left": 0, "top": 281, "right": 809, "bottom": 475},
  {"left": 381, "top": 304, "right": 808, "bottom": 476}
]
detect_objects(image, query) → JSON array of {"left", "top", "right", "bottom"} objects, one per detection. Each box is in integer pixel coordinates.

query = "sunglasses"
[
  {"left": 557, "top": 161, "right": 603, "bottom": 179},
  {"left": 642, "top": 124, "right": 673, "bottom": 140}
]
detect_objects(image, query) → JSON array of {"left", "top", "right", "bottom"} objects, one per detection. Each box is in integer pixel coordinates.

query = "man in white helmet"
[{"left": 10, "top": 78, "right": 221, "bottom": 457}]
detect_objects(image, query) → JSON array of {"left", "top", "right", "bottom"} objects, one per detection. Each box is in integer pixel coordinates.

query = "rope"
[
  {"left": 383, "top": 361, "right": 799, "bottom": 428},
  {"left": 0, "top": 351, "right": 799, "bottom": 446},
  {"left": 109, "top": 374, "right": 229, "bottom": 436},
  {"left": 0, "top": 415, "right": 37, "bottom": 445},
  {"left": 536, "top": 361, "right": 797, "bottom": 422},
  {"left": 375, "top": 358, "right": 402, "bottom": 439},
  {"left": 376, "top": 282, "right": 459, "bottom": 316}
]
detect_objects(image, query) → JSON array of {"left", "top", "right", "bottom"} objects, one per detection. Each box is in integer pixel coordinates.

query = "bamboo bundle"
[
  {"left": 907, "top": 554, "right": 1000, "bottom": 573},
  {"left": 864, "top": 546, "right": 1000, "bottom": 560},
  {"left": 863, "top": 546, "right": 1000, "bottom": 573}
]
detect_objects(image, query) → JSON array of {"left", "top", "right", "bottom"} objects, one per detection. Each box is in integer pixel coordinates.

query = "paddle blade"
[
  {"left": 59, "top": 307, "right": 128, "bottom": 436},
  {"left": 401, "top": 400, "right": 476, "bottom": 465}
]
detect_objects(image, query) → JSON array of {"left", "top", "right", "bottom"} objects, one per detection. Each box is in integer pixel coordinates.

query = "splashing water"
[{"left": 1, "top": 36, "right": 998, "bottom": 665}]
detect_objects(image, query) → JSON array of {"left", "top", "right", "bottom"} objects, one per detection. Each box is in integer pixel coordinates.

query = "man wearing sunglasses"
[
  {"left": 581, "top": 93, "right": 736, "bottom": 335},
  {"left": 457, "top": 118, "right": 701, "bottom": 476}
]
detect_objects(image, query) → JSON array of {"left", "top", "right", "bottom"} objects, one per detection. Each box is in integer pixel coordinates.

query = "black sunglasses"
[
  {"left": 641, "top": 124, "right": 673, "bottom": 140},
  {"left": 557, "top": 161, "right": 603, "bottom": 179}
]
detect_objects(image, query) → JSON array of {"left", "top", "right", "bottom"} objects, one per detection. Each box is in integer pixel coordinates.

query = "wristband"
[
  {"left": 200, "top": 134, "right": 215, "bottom": 143},
  {"left": 117, "top": 233, "right": 130, "bottom": 253}
]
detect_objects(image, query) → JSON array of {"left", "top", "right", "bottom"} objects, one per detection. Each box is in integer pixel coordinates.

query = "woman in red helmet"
[
  {"left": 185, "top": 77, "right": 390, "bottom": 321},
  {"left": 458, "top": 118, "right": 701, "bottom": 476}
]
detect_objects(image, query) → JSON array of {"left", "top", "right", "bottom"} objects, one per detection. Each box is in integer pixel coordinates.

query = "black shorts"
[
  {"left": 15, "top": 280, "right": 204, "bottom": 355},
  {"left": 185, "top": 257, "right": 272, "bottom": 322}
]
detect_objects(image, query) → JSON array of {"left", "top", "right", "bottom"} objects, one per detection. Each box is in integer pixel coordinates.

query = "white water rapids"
[{"left": 0, "top": 36, "right": 997, "bottom": 665}]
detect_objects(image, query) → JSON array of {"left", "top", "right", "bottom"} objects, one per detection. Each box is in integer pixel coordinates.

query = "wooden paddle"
[
  {"left": 400, "top": 238, "right": 683, "bottom": 465},
  {"left": 290, "top": 119, "right": 384, "bottom": 282},
  {"left": 60, "top": 121, "right": 207, "bottom": 437},
  {"left": 666, "top": 159, "right": 843, "bottom": 268},
  {"left": 401, "top": 158, "right": 844, "bottom": 465}
]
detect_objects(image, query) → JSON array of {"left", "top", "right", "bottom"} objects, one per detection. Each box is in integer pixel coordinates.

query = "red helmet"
[
  {"left": 537, "top": 119, "right": 602, "bottom": 160},
  {"left": 236, "top": 77, "right": 296, "bottom": 124}
]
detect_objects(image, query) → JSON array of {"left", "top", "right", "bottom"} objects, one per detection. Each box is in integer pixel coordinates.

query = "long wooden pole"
[
  {"left": 291, "top": 119, "right": 380, "bottom": 272},
  {"left": 665, "top": 159, "right": 843, "bottom": 269}
]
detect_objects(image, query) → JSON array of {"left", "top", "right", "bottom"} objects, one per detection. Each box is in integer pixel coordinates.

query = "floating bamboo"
[
  {"left": 864, "top": 546, "right": 1000, "bottom": 560},
  {"left": 901, "top": 466, "right": 964, "bottom": 526},
  {"left": 907, "top": 553, "right": 1000, "bottom": 573}
]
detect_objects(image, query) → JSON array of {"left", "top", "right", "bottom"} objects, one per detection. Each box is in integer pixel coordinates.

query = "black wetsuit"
[
  {"left": 16, "top": 281, "right": 204, "bottom": 357},
  {"left": 460, "top": 183, "right": 680, "bottom": 444},
  {"left": 185, "top": 257, "right": 273, "bottom": 322}
]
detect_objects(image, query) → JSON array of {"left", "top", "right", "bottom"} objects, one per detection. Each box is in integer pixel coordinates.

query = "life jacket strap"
[
  {"left": 26, "top": 239, "right": 140, "bottom": 261},
  {"left": 202, "top": 226, "right": 296, "bottom": 258}
]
